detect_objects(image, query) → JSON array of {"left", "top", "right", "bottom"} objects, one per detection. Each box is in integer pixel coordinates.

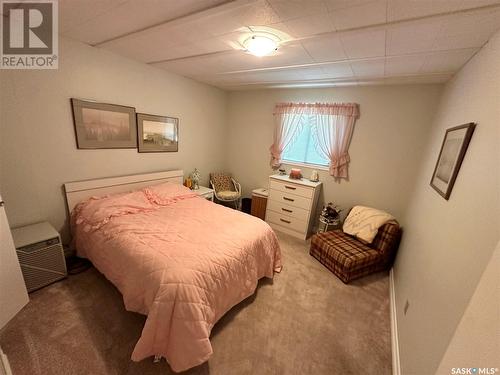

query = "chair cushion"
[
  {"left": 343, "top": 205, "right": 394, "bottom": 243},
  {"left": 217, "top": 190, "right": 240, "bottom": 200},
  {"left": 210, "top": 173, "right": 234, "bottom": 192}
]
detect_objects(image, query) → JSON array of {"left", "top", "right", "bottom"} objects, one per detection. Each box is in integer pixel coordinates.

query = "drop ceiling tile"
[
  {"left": 340, "top": 28, "right": 386, "bottom": 58},
  {"left": 386, "top": 18, "right": 442, "bottom": 55},
  {"left": 100, "top": 15, "right": 246, "bottom": 62},
  {"left": 432, "top": 33, "right": 490, "bottom": 51},
  {"left": 350, "top": 58, "right": 385, "bottom": 77},
  {"left": 301, "top": 35, "right": 346, "bottom": 62},
  {"left": 330, "top": 0, "right": 387, "bottom": 31},
  {"left": 320, "top": 62, "right": 354, "bottom": 78},
  {"left": 146, "top": 44, "right": 200, "bottom": 63},
  {"left": 228, "top": 69, "right": 301, "bottom": 83},
  {"left": 460, "top": 0, "right": 500, "bottom": 9},
  {"left": 228, "top": 0, "right": 281, "bottom": 27},
  {"left": 267, "top": 0, "right": 328, "bottom": 21},
  {"left": 384, "top": 55, "right": 426, "bottom": 76},
  {"left": 383, "top": 74, "right": 452, "bottom": 85},
  {"left": 59, "top": 0, "right": 127, "bottom": 34},
  {"left": 284, "top": 13, "right": 335, "bottom": 38},
  {"left": 177, "top": 12, "right": 245, "bottom": 39},
  {"left": 324, "top": 0, "right": 375, "bottom": 12},
  {"left": 387, "top": 0, "right": 464, "bottom": 22},
  {"left": 61, "top": 0, "right": 230, "bottom": 45},
  {"left": 292, "top": 66, "right": 336, "bottom": 80},
  {"left": 420, "top": 49, "right": 477, "bottom": 73},
  {"left": 155, "top": 59, "right": 211, "bottom": 77},
  {"left": 438, "top": 9, "right": 500, "bottom": 37},
  {"left": 99, "top": 31, "right": 183, "bottom": 63}
]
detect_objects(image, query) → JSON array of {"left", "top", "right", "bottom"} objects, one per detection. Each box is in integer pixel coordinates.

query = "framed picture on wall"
[
  {"left": 430, "top": 123, "right": 476, "bottom": 200},
  {"left": 137, "top": 113, "right": 179, "bottom": 153},
  {"left": 71, "top": 99, "right": 137, "bottom": 149}
]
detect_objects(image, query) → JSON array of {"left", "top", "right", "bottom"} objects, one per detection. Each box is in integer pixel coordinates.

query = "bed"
[{"left": 64, "top": 170, "right": 282, "bottom": 372}]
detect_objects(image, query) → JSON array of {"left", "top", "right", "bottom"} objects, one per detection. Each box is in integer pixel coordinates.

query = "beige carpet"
[{"left": 0, "top": 232, "right": 391, "bottom": 375}]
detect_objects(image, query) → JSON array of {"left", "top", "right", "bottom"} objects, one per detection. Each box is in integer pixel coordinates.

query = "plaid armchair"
[{"left": 310, "top": 220, "right": 402, "bottom": 283}]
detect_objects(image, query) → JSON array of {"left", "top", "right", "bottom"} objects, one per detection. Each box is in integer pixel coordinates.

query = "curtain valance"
[{"left": 273, "top": 102, "right": 360, "bottom": 117}]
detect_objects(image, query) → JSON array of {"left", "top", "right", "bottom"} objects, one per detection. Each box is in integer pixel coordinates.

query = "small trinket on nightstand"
[{"left": 190, "top": 168, "right": 201, "bottom": 190}]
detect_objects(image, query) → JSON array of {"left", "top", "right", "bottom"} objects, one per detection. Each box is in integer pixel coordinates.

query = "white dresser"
[{"left": 265, "top": 174, "right": 322, "bottom": 240}]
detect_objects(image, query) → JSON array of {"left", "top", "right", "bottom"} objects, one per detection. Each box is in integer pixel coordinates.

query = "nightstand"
[{"left": 194, "top": 186, "right": 214, "bottom": 201}]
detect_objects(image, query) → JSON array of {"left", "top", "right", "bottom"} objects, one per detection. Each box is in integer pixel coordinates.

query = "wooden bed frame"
[{"left": 64, "top": 170, "right": 184, "bottom": 213}]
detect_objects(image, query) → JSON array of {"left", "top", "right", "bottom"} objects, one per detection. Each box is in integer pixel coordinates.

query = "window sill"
[{"left": 282, "top": 160, "right": 329, "bottom": 171}]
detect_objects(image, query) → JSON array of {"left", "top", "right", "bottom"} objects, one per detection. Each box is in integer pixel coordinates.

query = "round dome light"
[{"left": 243, "top": 35, "right": 278, "bottom": 56}]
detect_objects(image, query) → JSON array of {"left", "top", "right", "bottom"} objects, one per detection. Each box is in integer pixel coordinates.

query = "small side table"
[
  {"left": 194, "top": 186, "right": 214, "bottom": 201},
  {"left": 317, "top": 218, "right": 342, "bottom": 233}
]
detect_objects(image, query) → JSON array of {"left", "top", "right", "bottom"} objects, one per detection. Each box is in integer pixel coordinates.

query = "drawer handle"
[
  {"left": 280, "top": 218, "right": 291, "bottom": 224},
  {"left": 283, "top": 197, "right": 294, "bottom": 202},
  {"left": 282, "top": 208, "right": 293, "bottom": 213},
  {"left": 284, "top": 185, "right": 296, "bottom": 190}
]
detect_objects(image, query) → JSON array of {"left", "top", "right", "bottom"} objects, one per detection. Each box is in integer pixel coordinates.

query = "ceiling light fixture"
[{"left": 243, "top": 35, "right": 278, "bottom": 57}]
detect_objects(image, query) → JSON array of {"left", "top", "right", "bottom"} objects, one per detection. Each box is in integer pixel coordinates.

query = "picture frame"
[
  {"left": 71, "top": 99, "right": 137, "bottom": 149},
  {"left": 430, "top": 123, "right": 476, "bottom": 200},
  {"left": 137, "top": 113, "right": 179, "bottom": 153}
]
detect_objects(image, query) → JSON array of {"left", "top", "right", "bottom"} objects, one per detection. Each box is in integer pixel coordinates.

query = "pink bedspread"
[{"left": 71, "top": 186, "right": 282, "bottom": 372}]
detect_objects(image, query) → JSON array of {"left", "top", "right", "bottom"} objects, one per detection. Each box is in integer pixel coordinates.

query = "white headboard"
[{"left": 64, "top": 170, "right": 184, "bottom": 213}]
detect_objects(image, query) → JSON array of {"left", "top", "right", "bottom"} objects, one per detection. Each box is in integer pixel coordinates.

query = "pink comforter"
[{"left": 72, "top": 185, "right": 282, "bottom": 372}]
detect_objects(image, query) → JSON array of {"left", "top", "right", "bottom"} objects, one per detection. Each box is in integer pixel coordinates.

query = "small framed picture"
[
  {"left": 430, "top": 123, "right": 476, "bottom": 200},
  {"left": 71, "top": 99, "right": 137, "bottom": 149},
  {"left": 137, "top": 113, "right": 179, "bottom": 153}
]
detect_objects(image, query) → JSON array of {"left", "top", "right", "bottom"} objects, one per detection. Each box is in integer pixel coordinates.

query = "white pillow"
[{"left": 343, "top": 206, "right": 394, "bottom": 244}]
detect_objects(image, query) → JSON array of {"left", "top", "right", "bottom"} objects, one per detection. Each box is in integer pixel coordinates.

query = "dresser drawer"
[
  {"left": 269, "top": 179, "right": 313, "bottom": 199},
  {"left": 268, "top": 189, "right": 312, "bottom": 210},
  {"left": 266, "top": 211, "right": 308, "bottom": 234},
  {"left": 267, "top": 199, "right": 310, "bottom": 221}
]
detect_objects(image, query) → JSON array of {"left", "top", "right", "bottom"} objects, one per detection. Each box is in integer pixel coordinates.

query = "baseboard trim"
[{"left": 389, "top": 268, "right": 401, "bottom": 375}]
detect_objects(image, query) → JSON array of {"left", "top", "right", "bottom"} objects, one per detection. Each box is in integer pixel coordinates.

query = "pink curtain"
[
  {"left": 270, "top": 102, "right": 359, "bottom": 178},
  {"left": 269, "top": 106, "right": 307, "bottom": 168}
]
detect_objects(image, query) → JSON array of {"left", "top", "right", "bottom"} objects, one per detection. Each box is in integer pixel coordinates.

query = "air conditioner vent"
[{"left": 12, "top": 223, "right": 67, "bottom": 293}]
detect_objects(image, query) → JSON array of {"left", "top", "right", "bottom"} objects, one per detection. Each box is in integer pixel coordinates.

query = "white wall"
[
  {"left": 393, "top": 31, "right": 500, "bottom": 375},
  {"left": 435, "top": 242, "right": 500, "bottom": 374},
  {"left": 226, "top": 85, "right": 442, "bottom": 224},
  {"left": 0, "top": 37, "right": 227, "bottom": 240}
]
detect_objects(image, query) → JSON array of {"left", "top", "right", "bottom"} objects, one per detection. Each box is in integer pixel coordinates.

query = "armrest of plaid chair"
[{"left": 370, "top": 220, "right": 402, "bottom": 265}]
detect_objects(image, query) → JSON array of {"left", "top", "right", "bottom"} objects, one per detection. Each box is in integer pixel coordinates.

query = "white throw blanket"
[{"left": 343, "top": 206, "right": 394, "bottom": 243}]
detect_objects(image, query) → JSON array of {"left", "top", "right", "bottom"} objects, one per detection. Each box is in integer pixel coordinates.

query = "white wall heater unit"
[{"left": 11, "top": 222, "right": 67, "bottom": 292}]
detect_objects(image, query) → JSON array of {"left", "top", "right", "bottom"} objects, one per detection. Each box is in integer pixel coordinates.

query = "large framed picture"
[
  {"left": 71, "top": 99, "right": 137, "bottom": 149},
  {"left": 137, "top": 113, "right": 179, "bottom": 153},
  {"left": 430, "top": 123, "right": 476, "bottom": 200}
]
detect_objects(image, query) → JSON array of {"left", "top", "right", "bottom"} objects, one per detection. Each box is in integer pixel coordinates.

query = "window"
[{"left": 282, "top": 116, "right": 329, "bottom": 167}]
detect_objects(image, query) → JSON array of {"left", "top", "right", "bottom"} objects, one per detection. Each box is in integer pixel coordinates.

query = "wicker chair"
[{"left": 209, "top": 172, "right": 242, "bottom": 209}]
